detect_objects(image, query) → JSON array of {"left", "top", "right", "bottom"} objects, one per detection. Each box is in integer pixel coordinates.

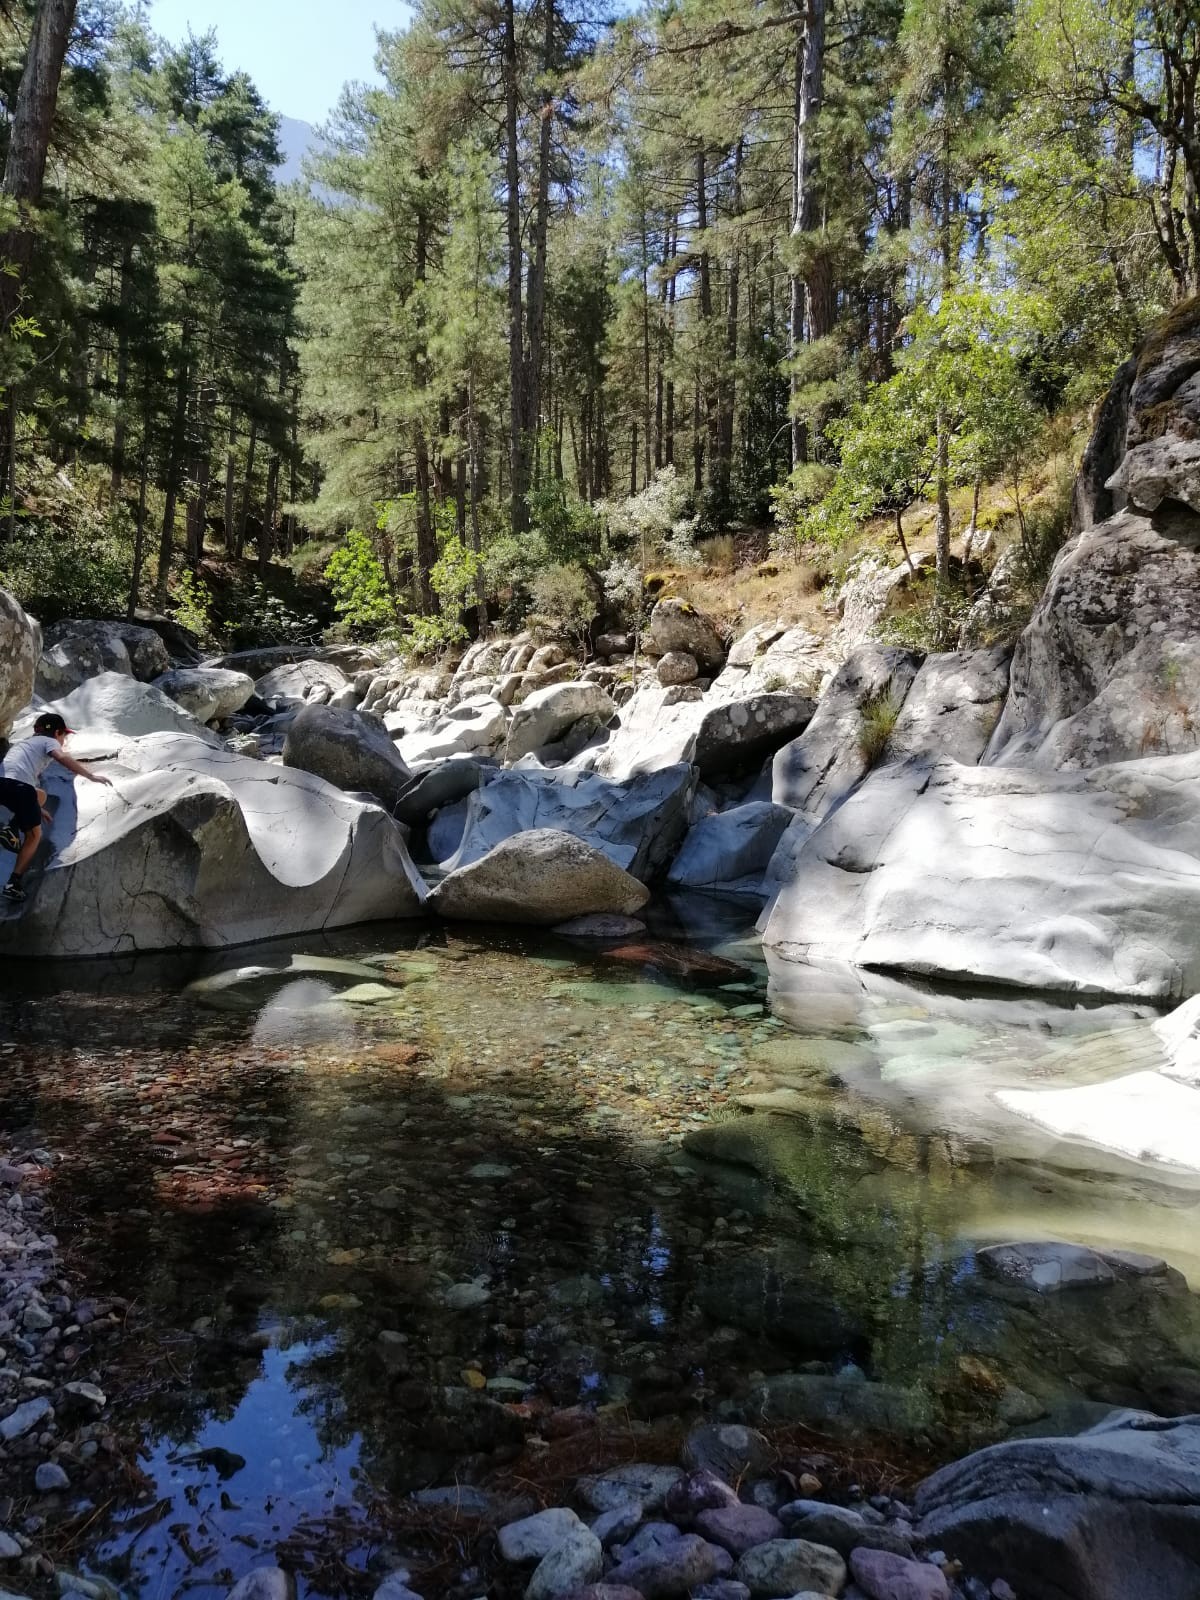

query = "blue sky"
[{"left": 147, "top": 0, "right": 409, "bottom": 125}]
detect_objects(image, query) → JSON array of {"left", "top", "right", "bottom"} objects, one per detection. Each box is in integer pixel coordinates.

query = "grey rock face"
[
  {"left": 398, "top": 696, "right": 509, "bottom": 764},
  {"left": 0, "top": 587, "right": 38, "bottom": 735},
  {"left": 442, "top": 763, "right": 696, "bottom": 883},
  {"left": 990, "top": 302, "right": 1200, "bottom": 769},
  {"left": 578, "top": 1464, "right": 684, "bottom": 1514},
  {"left": 848, "top": 1548, "right": 948, "bottom": 1600},
  {"left": 154, "top": 667, "right": 255, "bottom": 723},
  {"left": 0, "top": 732, "right": 427, "bottom": 958},
  {"left": 761, "top": 749, "right": 1200, "bottom": 1000},
  {"left": 771, "top": 645, "right": 922, "bottom": 820},
  {"left": 43, "top": 618, "right": 169, "bottom": 682},
  {"left": 591, "top": 683, "right": 814, "bottom": 783},
  {"left": 505, "top": 682, "right": 615, "bottom": 762},
  {"left": 23, "top": 671, "right": 220, "bottom": 745},
  {"left": 681, "top": 1424, "right": 775, "bottom": 1485},
  {"left": 255, "top": 659, "right": 349, "bottom": 706},
  {"left": 886, "top": 647, "right": 1011, "bottom": 765},
  {"left": 667, "top": 803, "right": 793, "bottom": 894},
  {"left": 283, "top": 704, "right": 414, "bottom": 810},
  {"left": 914, "top": 1411, "right": 1200, "bottom": 1600},
  {"left": 429, "top": 828, "right": 650, "bottom": 925},
  {"left": 647, "top": 598, "right": 726, "bottom": 673},
  {"left": 694, "top": 1505, "right": 785, "bottom": 1557}
]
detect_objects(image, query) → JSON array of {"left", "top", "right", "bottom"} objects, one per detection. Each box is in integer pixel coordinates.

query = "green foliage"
[
  {"left": 0, "top": 523, "right": 130, "bottom": 621},
  {"left": 170, "top": 570, "right": 215, "bottom": 641},
  {"left": 857, "top": 686, "right": 905, "bottom": 763},
  {"left": 528, "top": 475, "right": 602, "bottom": 566},
  {"left": 400, "top": 612, "right": 468, "bottom": 658},
  {"left": 324, "top": 529, "right": 396, "bottom": 632},
  {"left": 226, "top": 579, "right": 321, "bottom": 649},
  {"left": 528, "top": 563, "right": 594, "bottom": 642},
  {"left": 429, "top": 534, "right": 483, "bottom": 613}
]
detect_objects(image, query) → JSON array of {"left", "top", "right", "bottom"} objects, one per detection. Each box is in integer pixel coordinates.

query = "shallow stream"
[{"left": 4, "top": 902, "right": 1200, "bottom": 1597}]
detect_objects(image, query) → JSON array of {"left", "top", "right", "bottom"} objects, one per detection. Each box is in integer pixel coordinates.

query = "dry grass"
[{"left": 672, "top": 553, "right": 831, "bottom": 640}]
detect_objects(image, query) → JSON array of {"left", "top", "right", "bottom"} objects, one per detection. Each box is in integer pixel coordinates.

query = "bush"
[
  {"left": 529, "top": 563, "right": 593, "bottom": 642},
  {"left": 324, "top": 529, "right": 396, "bottom": 633},
  {"left": 170, "top": 569, "right": 214, "bottom": 641},
  {"left": 698, "top": 533, "right": 736, "bottom": 573},
  {"left": 857, "top": 685, "right": 904, "bottom": 762},
  {"left": 0, "top": 521, "right": 130, "bottom": 620},
  {"left": 226, "top": 579, "right": 321, "bottom": 649}
]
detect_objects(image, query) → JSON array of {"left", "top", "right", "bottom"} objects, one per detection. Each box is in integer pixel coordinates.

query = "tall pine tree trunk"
[
  {"left": 110, "top": 237, "right": 134, "bottom": 497},
  {"left": 503, "top": 0, "right": 528, "bottom": 534},
  {"left": 235, "top": 417, "right": 257, "bottom": 560},
  {"left": 788, "top": 0, "right": 827, "bottom": 468}
]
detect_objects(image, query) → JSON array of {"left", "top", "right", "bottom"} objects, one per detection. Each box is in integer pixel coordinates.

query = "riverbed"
[{"left": 3, "top": 903, "right": 1200, "bottom": 1597}]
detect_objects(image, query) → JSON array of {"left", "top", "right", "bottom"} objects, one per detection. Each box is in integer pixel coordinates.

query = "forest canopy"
[{"left": 0, "top": 0, "right": 1195, "bottom": 649}]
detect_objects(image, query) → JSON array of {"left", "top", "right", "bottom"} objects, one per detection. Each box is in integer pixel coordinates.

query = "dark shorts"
[{"left": 0, "top": 777, "right": 40, "bottom": 831}]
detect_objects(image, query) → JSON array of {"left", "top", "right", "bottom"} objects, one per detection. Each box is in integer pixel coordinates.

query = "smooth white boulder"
[
  {"left": 995, "top": 1071, "right": 1200, "bottom": 1172},
  {"left": 441, "top": 762, "right": 695, "bottom": 882},
  {"left": 430, "top": 828, "right": 649, "bottom": 925},
  {"left": 589, "top": 683, "right": 814, "bottom": 782},
  {"left": 0, "top": 586, "right": 38, "bottom": 734},
  {"left": 886, "top": 646, "right": 1011, "bottom": 765},
  {"left": 762, "top": 750, "right": 1200, "bottom": 1001},
  {"left": 154, "top": 667, "right": 255, "bottom": 723},
  {"left": 0, "top": 732, "right": 426, "bottom": 957},
  {"left": 18, "top": 671, "right": 220, "bottom": 745},
  {"left": 667, "top": 802, "right": 793, "bottom": 894},
  {"left": 398, "top": 695, "right": 508, "bottom": 765},
  {"left": 1154, "top": 994, "right": 1200, "bottom": 1085},
  {"left": 504, "top": 681, "right": 614, "bottom": 762}
]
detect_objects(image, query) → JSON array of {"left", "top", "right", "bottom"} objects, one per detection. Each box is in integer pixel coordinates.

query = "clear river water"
[{"left": 3, "top": 897, "right": 1200, "bottom": 1598}]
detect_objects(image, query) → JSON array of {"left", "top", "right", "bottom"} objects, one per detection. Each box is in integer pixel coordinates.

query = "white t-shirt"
[{"left": 1, "top": 736, "right": 61, "bottom": 790}]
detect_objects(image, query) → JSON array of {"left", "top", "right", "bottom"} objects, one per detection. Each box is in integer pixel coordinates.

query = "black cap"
[{"left": 33, "top": 713, "right": 73, "bottom": 736}]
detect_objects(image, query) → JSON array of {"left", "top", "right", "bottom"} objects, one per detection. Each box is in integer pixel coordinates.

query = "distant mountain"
[{"left": 276, "top": 114, "right": 323, "bottom": 188}]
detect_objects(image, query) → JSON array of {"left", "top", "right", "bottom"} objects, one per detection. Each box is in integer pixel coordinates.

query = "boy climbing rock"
[{"left": 0, "top": 713, "right": 112, "bottom": 902}]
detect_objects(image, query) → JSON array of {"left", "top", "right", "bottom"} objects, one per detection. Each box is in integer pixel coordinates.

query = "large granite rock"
[
  {"left": 429, "top": 829, "right": 649, "bottom": 925},
  {"left": 0, "top": 587, "right": 38, "bottom": 735},
  {"left": 440, "top": 763, "right": 695, "bottom": 883},
  {"left": 397, "top": 696, "right": 508, "bottom": 765},
  {"left": 21, "top": 672, "right": 220, "bottom": 746},
  {"left": 392, "top": 756, "right": 497, "bottom": 826},
  {"left": 667, "top": 802, "right": 793, "bottom": 895},
  {"left": 504, "top": 681, "right": 615, "bottom": 762},
  {"left": 989, "top": 301, "right": 1200, "bottom": 770},
  {"left": 283, "top": 704, "right": 414, "bottom": 810},
  {"left": 210, "top": 643, "right": 381, "bottom": 679},
  {"left": 0, "top": 732, "right": 426, "bottom": 957},
  {"left": 154, "top": 667, "right": 255, "bottom": 723},
  {"left": 887, "top": 646, "right": 1011, "bottom": 764},
  {"left": 255, "top": 659, "right": 349, "bottom": 707},
  {"left": 42, "top": 618, "right": 169, "bottom": 683},
  {"left": 914, "top": 1411, "right": 1200, "bottom": 1600},
  {"left": 762, "top": 646, "right": 922, "bottom": 899},
  {"left": 772, "top": 645, "right": 923, "bottom": 819},
  {"left": 646, "top": 597, "right": 726, "bottom": 673},
  {"left": 719, "top": 622, "right": 831, "bottom": 698},
  {"left": 590, "top": 684, "right": 815, "bottom": 782},
  {"left": 761, "top": 749, "right": 1200, "bottom": 1000}
]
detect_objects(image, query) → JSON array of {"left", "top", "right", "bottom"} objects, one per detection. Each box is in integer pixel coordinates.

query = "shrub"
[
  {"left": 324, "top": 528, "right": 396, "bottom": 633},
  {"left": 529, "top": 562, "right": 593, "bottom": 642},
  {"left": 857, "top": 685, "right": 904, "bottom": 763},
  {"left": 698, "top": 533, "right": 736, "bottom": 573},
  {"left": 226, "top": 579, "right": 321, "bottom": 649},
  {"left": 170, "top": 569, "right": 214, "bottom": 641},
  {"left": 0, "top": 522, "right": 131, "bottom": 621}
]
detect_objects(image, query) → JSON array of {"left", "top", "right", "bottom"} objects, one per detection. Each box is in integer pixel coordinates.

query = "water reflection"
[{"left": 1, "top": 918, "right": 1199, "bottom": 1598}]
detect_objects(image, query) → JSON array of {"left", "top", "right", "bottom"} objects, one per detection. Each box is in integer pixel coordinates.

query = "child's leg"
[{"left": 12, "top": 823, "right": 41, "bottom": 879}]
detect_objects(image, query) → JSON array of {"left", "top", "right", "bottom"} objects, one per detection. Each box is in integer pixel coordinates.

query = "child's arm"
[{"left": 51, "top": 750, "right": 113, "bottom": 787}]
